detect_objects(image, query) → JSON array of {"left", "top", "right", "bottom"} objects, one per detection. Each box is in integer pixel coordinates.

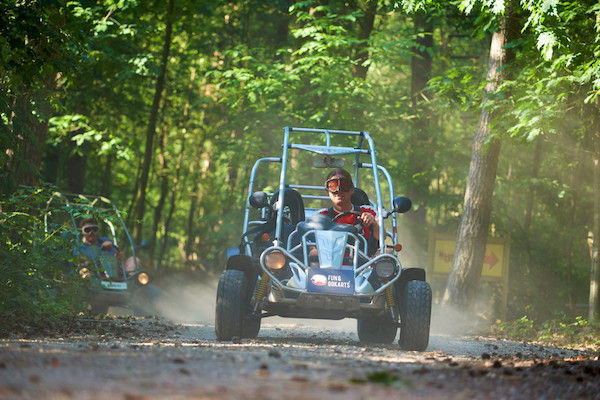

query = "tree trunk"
[
  {"left": 158, "top": 137, "right": 186, "bottom": 269},
  {"left": 589, "top": 103, "right": 600, "bottom": 321},
  {"left": 588, "top": 4, "right": 600, "bottom": 322},
  {"left": 352, "top": 0, "right": 377, "bottom": 79},
  {"left": 132, "top": 0, "right": 175, "bottom": 243},
  {"left": 443, "top": 8, "right": 518, "bottom": 309},
  {"left": 127, "top": 157, "right": 143, "bottom": 226},
  {"left": 406, "top": 11, "right": 434, "bottom": 259},
  {"left": 66, "top": 128, "right": 88, "bottom": 194},
  {"left": 100, "top": 153, "right": 113, "bottom": 197},
  {"left": 12, "top": 94, "right": 50, "bottom": 187},
  {"left": 565, "top": 136, "right": 584, "bottom": 312},
  {"left": 150, "top": 125, "right": 170, "bottom": 261},
  {"left": 523, "top": 138, "right": 542, "bottom": 233},
  {"left": 185, "top": 184, "right": 199, "bottom": 265}
]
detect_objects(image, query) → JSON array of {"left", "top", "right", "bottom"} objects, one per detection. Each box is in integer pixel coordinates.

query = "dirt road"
[{"left": 1, "top": 315, "right": 599, "bottom": 400}]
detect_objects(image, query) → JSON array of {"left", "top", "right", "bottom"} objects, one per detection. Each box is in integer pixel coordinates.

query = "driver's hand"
[
  {"left": 101, "top": 241, "right": 114, "bottom": 250},
  {"left": 359, "top": 212, "right": 376, "bottom": 227}
]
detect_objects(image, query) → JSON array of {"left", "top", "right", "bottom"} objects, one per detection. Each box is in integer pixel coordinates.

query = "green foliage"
[
  {"left": 0, "top": 186, "right": 86, "bottom": 328},
  {"left": 350, "top": 370, "right": 410, "bottom": 387},
  {"left": 2, "top": 0, "right": 599, "bottom": 324},
  {"left": 493, "top": 315, "right": 537, "bottom": 339},
  {"left": 493, "top": 316, "right": 600, "bottom": 348}
]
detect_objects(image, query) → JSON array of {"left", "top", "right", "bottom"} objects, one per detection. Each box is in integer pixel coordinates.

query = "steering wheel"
[{"left": 332, "top": 210, "right": 363, "bottom": 227}]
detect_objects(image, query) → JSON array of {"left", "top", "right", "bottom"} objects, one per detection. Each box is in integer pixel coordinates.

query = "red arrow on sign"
[{"left": 484, "top": 251, "right": 499, "bottom": 269}]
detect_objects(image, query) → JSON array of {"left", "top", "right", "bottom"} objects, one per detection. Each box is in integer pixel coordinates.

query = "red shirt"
[{"left": 319, "top": 205, "right": 376, "bottom": 239}]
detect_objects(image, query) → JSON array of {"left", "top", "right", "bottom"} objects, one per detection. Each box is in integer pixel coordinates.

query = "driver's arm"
[
  {"left": 359, "top": 211, "right": 379, "bottom": 240},
  {"left": 100, "top": 239, "right": 124, "bottom": 260}
]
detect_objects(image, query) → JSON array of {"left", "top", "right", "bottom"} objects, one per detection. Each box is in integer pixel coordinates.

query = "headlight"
[
  {"left": 137, "top": 272, "right": 149, "bottom": 285},
  {"left": 374, "top": 259, "right": 397, "bottom": 279},
  {"left": 265, "top": 250, "right": 286, "bottom": 270}
]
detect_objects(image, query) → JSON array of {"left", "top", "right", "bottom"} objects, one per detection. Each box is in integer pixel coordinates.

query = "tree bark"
[
  {"left": 406, "top": 11, "right": 434, "bottom": 260},
  {"left": 523, "top": 139, "right": 542, "bottom": 233},
  {"left": 352, "top": 0, "right": 377, "bottom": 79},
  {"left": 100, "top": 153, "right": 113, "bottom": 197},
  {"left": 443, "top": 8, "right": 518, "bottom": 309},
  {"left": 12, "top": 93, "right": 50, "bottom": 187},
  {"left": 589, "top": 103, "right": 600, "bottom": 321},
  {"left": 185, "top": 183, "right": 199, "bottom": 265},
  {"left": 150, "top": 125, "right": 170, "bottom": 261},
  {"left": 65, "top": 128, "right": 88, "bottom": 194},
  {"left": 158, "top": 137, "right": 186, "bottom": 269},
  {"left": 132, "top": 0, "right": 175, "bottom": 243},
  {"left": 565, "top": 135, "right": 584, "bottom": 312},
  {"left": 588, "top": 4, "right": 600, "bottom": 322}
]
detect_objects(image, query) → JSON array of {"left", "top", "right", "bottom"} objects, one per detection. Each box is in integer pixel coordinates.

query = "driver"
[
  {"left": 319, "top": 168, "right": 380, "bottom": 255},
  {"left": 74, "top": 217, "right": 124, "bottom": 278}
]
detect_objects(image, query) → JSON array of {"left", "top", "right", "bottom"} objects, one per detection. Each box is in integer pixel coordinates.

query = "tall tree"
[
  {"left": 352, "top": 0, "right": 378, "bottom": 79},
  {"left": 589, "top": 99, "right": 600, "bottom": 320},
  {"left": 406, "top": 10, "right": 434, "bottom": 259},
  {"left": 443, "top": 4, "right": 519, "bottom": 308},
  {"left": 132, "top": 0, "right": 176, "bottom": 243}
]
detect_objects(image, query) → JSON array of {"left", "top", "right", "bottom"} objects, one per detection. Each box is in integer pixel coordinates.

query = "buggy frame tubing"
[
  {"left": 243, "top": 157, "right": 282, "bottom": 255},
  {"left": 275, "top": 127, "right": 291, "bottom": 245},
  {"left": 279, "top": 127, "right": 386, "bottom": 254},
  {"left": 359, "top": 163, "right": 398, "bottom": 245}
]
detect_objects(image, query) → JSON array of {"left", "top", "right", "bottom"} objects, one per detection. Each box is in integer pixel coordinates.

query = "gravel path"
[{"left": 1, "top": 317, "right": 599, "bottom": 400}]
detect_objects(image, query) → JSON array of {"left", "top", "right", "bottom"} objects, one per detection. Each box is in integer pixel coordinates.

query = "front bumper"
[{"left": 259, "top": 245, "right": 401, "bottom": 316}]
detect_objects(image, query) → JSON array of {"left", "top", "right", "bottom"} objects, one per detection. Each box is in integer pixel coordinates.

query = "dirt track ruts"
[{"left": 1, "top": 318, "right": 599, "bottom": 400}]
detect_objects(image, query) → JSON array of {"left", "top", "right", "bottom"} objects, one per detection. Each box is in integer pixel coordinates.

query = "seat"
[
  {"left": 351, "top": 188, "right": 370, "bottom": 207},
  {"left": 270, "top": 188, "right": 305, "bottom": 225}
]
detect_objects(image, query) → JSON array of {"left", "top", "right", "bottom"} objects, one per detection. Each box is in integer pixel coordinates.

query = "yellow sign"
[
  {"left": 431, "top": 237, "right": 505, "bottom": 278},
  {"left": 428, "top": 233, "right": 510, "bottom": 318}
]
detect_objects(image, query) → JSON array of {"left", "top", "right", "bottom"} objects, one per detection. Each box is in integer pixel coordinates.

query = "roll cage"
[
  {"left": 242, "top": 127, "right": 401, "bottom": 257},
  {"left": 44, "top": 192, "right": 141, "bottom": 271}
]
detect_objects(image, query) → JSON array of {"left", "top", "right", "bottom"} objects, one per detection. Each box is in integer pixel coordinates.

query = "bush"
[
  {"left": 0, "top": 186, "right": 86, "bottom": 331},
  {"left": 492, "top": 315, "right": 600, "bottom": 349}
]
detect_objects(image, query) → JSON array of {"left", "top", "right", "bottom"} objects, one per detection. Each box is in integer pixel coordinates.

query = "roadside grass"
[{"left": 491, "top": 315, "right": 600, "bottom": 350}]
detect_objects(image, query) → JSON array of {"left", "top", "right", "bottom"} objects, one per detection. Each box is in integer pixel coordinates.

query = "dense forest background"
[{"left": 2, "top": 0, "right": 600, "bottom": 323}]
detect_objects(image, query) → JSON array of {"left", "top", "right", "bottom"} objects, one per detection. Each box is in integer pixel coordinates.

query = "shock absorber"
[
  {"left": 385, "top": 285, "right": 399, "bottom": 322},
  {"left": 254, "top": 272, "right": 271, "bottom": 305},
  {"left": 385, "top": 286, "right": 395, "bottom": 308}
]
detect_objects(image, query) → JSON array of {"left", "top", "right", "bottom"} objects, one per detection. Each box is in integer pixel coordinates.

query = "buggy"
[
  {"left": 44, "top": 193, "right": 160, "bottom": 315},
  {"left": 215, "top": 127, "right": 431, "bottom": 350}
]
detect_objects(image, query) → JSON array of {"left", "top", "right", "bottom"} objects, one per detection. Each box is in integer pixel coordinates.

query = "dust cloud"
[
  {"left": 144, "top": 268, "right": 492, "bottom": 339},
  {"left": 151, "top": 273, "right": 358, "bottom": 331},
  {"left": 431, "top": 302, "right": 491, "bottom": 336},
  {"left": 150, "top": 275, "right": 218, "bottom": 323}
]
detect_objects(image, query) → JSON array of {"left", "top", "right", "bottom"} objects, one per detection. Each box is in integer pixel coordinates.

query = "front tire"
[
  {"left": 398, "top": 280, "right": 431, "bottom": 351},
  {"left": 242, "top": 274, "right": 260, "bottom": 338},
  {"left": 215, "top": 270, "right": 260, "bottom": 341}
]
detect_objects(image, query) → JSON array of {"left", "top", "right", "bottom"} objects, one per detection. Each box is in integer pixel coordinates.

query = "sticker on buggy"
[
  {"left": 100, "top": 281, "right": 128, "bottom": 290},
  {"left": 307, "top": 268, "right": 354, "bottom": 295}
]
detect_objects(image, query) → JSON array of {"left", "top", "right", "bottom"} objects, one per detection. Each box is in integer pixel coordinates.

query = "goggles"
[
  {"left": 82, "top": 225, "right": 99, "bottom": 234},
  {"left": 325, "top": 177, "right": 352, "bottom": 193}
]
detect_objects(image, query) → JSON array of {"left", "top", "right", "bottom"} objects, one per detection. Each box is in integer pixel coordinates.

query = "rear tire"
[
  {"left": 398, "top": 280, "right": 431, "bottom": 351},
  {"left": 215, "top": 270, "right": 260, "bottom": 341},
  {"left": 357, "top": 313, "right": 397, "bottom": 344}
]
